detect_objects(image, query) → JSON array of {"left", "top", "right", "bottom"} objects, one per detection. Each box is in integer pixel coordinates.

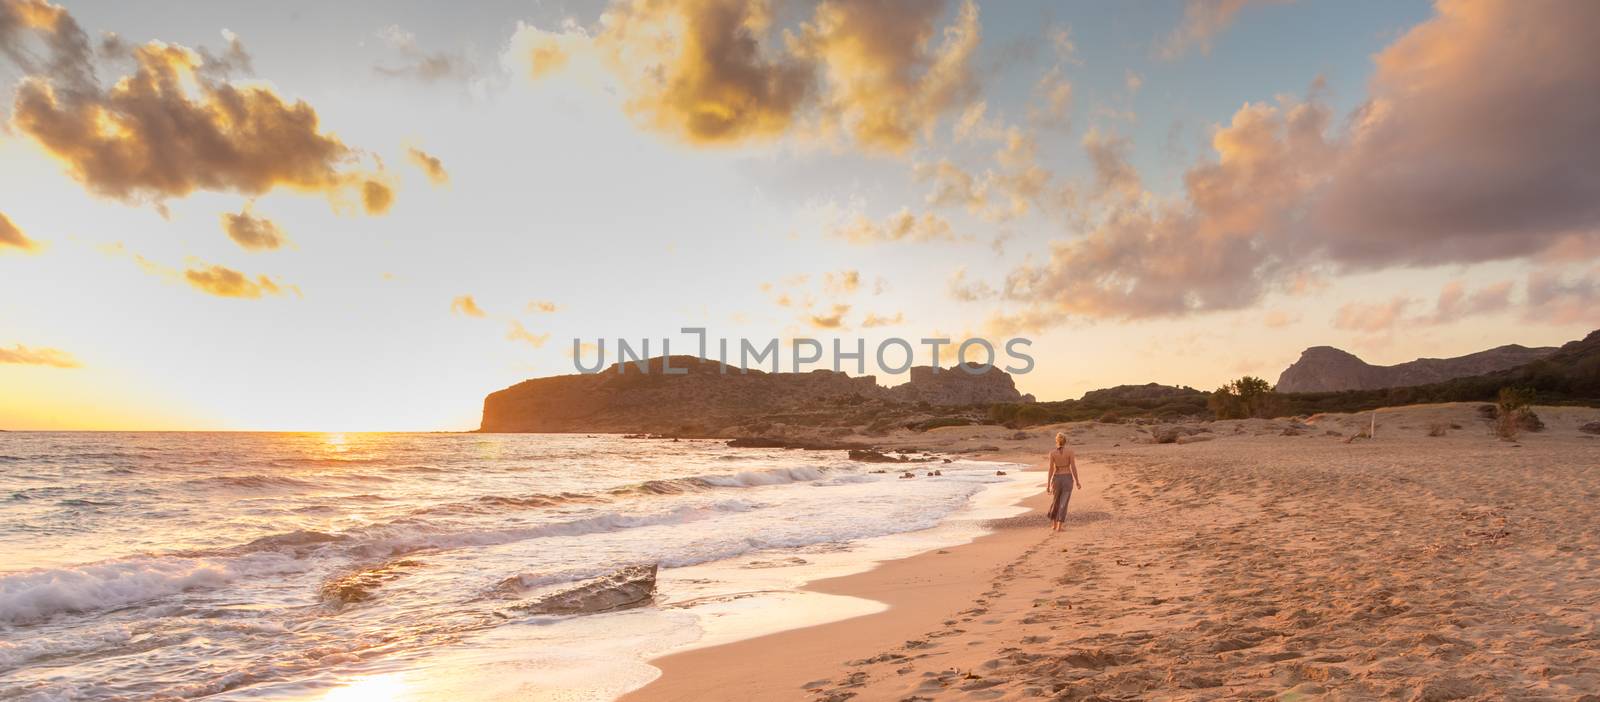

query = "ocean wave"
[
  {"left": 413, "top": 466, "right": 834, "bottom": 518},
  {"left": 0, "top": 622, "right": 132, "bottom": 669},
  {"left": 190, "top": 474, "right": 321, "bottom": 490},
  {"left": 346, "top": 499, "right": 763, "bottom": 558},
  {"left": 0, "top": 552, "right": 308, "bottom": 626}
]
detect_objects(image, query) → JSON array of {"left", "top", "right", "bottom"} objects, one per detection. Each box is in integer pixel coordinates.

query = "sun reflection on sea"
[
  {"left": 325, "top": 433, "right": 349, "bottom": 453},
  {"left": 319, "top": 673, "right": 410, "bottom": 702}
]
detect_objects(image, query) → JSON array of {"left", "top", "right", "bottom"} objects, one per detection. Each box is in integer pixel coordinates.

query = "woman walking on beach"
[{"left": 1046, "top": 433, "right": 1080, "bottom": 532}]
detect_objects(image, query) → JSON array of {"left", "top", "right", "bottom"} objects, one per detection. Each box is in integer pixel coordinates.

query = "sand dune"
[{"left": 631, "top": 403, "right": 1600, "bottom": 701}]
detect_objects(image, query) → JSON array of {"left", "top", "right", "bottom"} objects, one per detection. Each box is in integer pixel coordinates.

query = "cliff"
[
  {"left": 479, "top": 356, "right": 1024, "bottom": 433},
  {"left": 1275, "top": 343, "right": 1559, "bottom": 393}
]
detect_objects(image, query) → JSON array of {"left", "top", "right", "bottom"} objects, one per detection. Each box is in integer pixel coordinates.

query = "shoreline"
[{"left": 621, "top": 447, "right": 1054, "bottom": 701}]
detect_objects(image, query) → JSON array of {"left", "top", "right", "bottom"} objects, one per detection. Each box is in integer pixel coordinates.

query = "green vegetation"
[
  {"left": 1207, "top": 376, "right": 1278, "bottom": 419},
  {"left": 1493, "top": 386, "right": 1544, "bottom": 440}
]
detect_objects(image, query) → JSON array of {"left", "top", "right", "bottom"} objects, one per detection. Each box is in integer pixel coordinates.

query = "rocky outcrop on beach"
[
  {"left": 1275, "top": 343, "right": 1558, "bottom": 393},
  {"left": 479, "top": 356, "right": 1024, "bottom": 433},
  {"left": 512, "top": 564, "right": 658, "bottom": 616},
  {"left": 887, "top": 364, "right": 1024, "bottom": 406}
]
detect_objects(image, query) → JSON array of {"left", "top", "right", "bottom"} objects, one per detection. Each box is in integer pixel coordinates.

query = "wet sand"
[{"left": 625, "top": 403, "right": 1600, "bottom": 701}]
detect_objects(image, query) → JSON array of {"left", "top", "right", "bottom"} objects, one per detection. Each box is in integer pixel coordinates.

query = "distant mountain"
[
  {"left": 1275, "top": 344, "right": 1558, "bottom": 393},
  {"left": 1273, "top": 330, "right": 1600, "bottom": 414},
  {"left": 479, "top": 356, "right": 1023, "bottom": 433}
]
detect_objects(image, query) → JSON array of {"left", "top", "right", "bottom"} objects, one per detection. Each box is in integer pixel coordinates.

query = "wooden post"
[{"left": 1370, "top": 411, "right": 1376, "bottom": 439}]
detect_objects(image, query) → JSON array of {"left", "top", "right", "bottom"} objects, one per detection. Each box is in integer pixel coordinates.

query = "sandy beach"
[{"left": 626, "top": 403, "right": 1600, "bottom": 701}]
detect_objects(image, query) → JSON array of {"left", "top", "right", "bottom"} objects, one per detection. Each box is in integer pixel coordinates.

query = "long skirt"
[{"left": 1047, "top": 474, "right": 1074, "bottom": 522}]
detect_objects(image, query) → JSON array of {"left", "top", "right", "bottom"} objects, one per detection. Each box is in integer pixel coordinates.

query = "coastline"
[
  {"left": 629, "top": 404, "right": 1600, "bottom": 701},
  {"left": 621, "top": 447, "right": 1055, "bottom": 701}
]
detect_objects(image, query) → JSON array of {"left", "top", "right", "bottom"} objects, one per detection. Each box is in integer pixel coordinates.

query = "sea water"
[{"left": 0, "top": 432, "right": 1029, "bottom": 700}]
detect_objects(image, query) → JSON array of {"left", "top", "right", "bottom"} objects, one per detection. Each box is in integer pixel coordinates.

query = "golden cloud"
[
  {"left": 800, "top": 0, "right": 980, "bottom": 151},
  {"left": 220, "top": 206, "right": 286, "bottom": 251},
  {"left": 0, "top": 211, "right": 38, "bottom": 252},
  {"left": 820, "top": 269, "right": 859, "bottom": 296},
  {"left": 807, "top": 303, "right": 850, "bottom": 329},
  {"left": 507, "top": 320, "right": 551, "bottom": 348},
  {"left": 2, "top": 0, "right": 389, "bottom": 210},
  {"left": 530, "top": 0, "right": 980, "bottom": 151},
  {"left": 0, "top": 343, "right": 79, "bottom": 367},
  {"left": 451, "top": 295, "right": 486, "bottom": 318},
  {"left": 361, "top": 180, "right": 394, "bottom": 215},
  {"left": 526, "top": 300, "right": 560, "bottom": 313},
  {"left": 860, "top": 311, "right": 903, "bottom": 327},
  {"left": 406, "top": 147, "right": 448, "bottom": 185},
  {"left": 830, "top": 207, "right": 959, "bottom": 244},
  {"left": 183, "top": 264, "right": 289, "bottom": 299}
]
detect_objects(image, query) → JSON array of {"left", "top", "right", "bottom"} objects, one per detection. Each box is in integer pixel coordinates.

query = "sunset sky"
[{"left": 2, "top": 0, "right": 1597, "bottom": 431}]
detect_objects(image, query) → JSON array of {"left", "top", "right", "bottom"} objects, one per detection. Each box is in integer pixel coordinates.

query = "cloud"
[
  {"left": 183, "top": 264, "right": 289, "bottom": 299},
  {"left": 807, "top": 303, "right": 850, "bottom": 329},
  {"left": 801, "top": 0, "right": 981, "bottom": 151},
  {"left": 361, "top": 180, "right": 394, "bottom": 215},
  {"left": 1331, "top": 296, "right": 1411, "bottom": 334},
  {"left": 507, "top": 320, "right": 551, "bottom": 348},
  {"left": 220, "top": 206, "right": 287, "bottom": 250},
  {"left": 1431, "top": 279, "right": 1512, "bottom": 323},
  {"left": 821, "top": 269, "right": 859, "bottom": 296},
  {"left": 508, "top": 20, "right": 587, "bottom": 80},
  {"left": 998, "top": 0, "right": 1600, "bottom": 329},
  {"left": 373, "top": 25, "right": 475, "bottom": 83},
  {"left": 526, "top": 300, "right": 559, "bottom": 313},
  {"left": 592, "top": 0, "right": 818, "bottom": 145},
  {"left": 1081, "top": 128, "right": 1141, "bottom": 202},
  {"left": 406, "top": 148, "right": 448, "bottom": 185},
  {"left": 918, "top": 126, "right": 1076, "bottom": 222},
  {"left": 1305, "top": 0, "right": 1600, "bottom": 267},
  {"left": 0, "top": 211, "right": 38, "bottom": 252},
  {"left": 829, "top": 207, "right": 959, "bottom": 244},
  {"left": 527, "top": 0, "right": 981, "bottom": 152},
  {"left": 947, "top": 266, "right": 995, "bottom": 302},
  {"left": 0, "top": 343, "right": 79, "bottom": 367},
  {"left": 451, "top": 294, "right": 486, "bottom": 318},
  {"left": 1262, "top": 309, "right": 1298, "bottom": 328},
  {"left": 1525, "top": 266, "right": 1600, "bottom": 326},
  {"left": 2, "top": 0, "right": 388, "bottom": 210},
  {"left": 1157, "top": 0, "right": 1281, "bottom": 60},
  {"left": 860, "top": 311, "right": 903, "bottom": 327}
]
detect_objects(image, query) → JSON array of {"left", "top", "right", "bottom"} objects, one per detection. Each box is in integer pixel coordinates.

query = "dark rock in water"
[
  {"left": 995, "top": 470, "right": 1007, "bottom": 476},
  {"left": 1580, "top": 421, "right": 1600, "bottom": 435},
  {"left": 849, "top": 449, "right": 934, "bottom": 463},
  {"left": 513, "top": 564, "right": 658, "bottom": 616},
  {"left": 726, "top": 437, "right": 790, "bottom": 448},
  {"left": 321, "top": 559, "right": 424, "bottom": 605},
  {"left": 729, "top": 437, "right": 866, "bottom": 450}
]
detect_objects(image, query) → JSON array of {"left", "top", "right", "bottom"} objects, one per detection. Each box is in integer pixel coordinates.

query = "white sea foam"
[{"left": 0, "top": 553, "right": 307, "bottom": 625}]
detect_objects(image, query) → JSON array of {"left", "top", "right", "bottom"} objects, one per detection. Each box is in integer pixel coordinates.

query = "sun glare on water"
[
  {"left": 324, "top": 433, "right": 349, "bottom": 452},
  {"left": 319, "top": 673, "right": 410, "bottom": 702}
]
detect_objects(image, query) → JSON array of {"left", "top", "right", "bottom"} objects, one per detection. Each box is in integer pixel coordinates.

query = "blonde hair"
[{"left": 1055, "top": 432, "right": 1066, "bottom": 447}]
